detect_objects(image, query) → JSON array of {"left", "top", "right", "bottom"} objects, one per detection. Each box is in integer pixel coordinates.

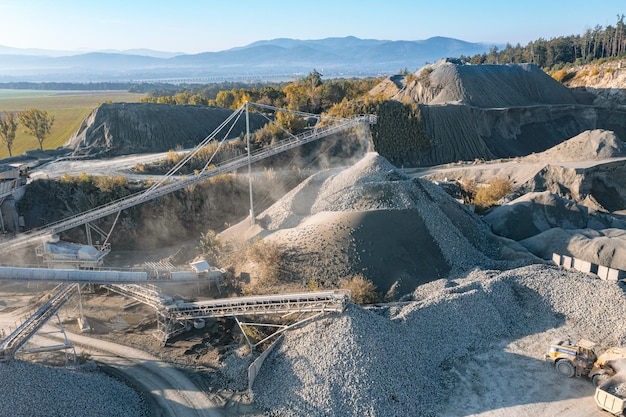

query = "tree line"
[
  {"left": 459, "top": 14, "right": 626, "bottom": 69},
  {"left": 0, "top": 109, "right": 55, "bottom": 156},
  {"left": 139, "top": 70, "right": 380, "bottom": 114}
]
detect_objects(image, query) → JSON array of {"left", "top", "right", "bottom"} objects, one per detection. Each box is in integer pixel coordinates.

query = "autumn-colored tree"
[
  {"left": 0, "top": 111, "right": 18, "bottom": 156},
  {"left": 18, "top": 109, "right": 54, "bottom": 151}
]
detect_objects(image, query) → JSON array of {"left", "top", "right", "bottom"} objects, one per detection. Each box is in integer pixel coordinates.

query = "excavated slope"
[
  {"left": 484, "top": 191, "right": 626, "bottom": 241},
  {"left": 373, "top": 60, "right": 626, "bottom": 166},
  {"left": 64, "top": 102, "right": 265, "bottom": 157},
  {"left": 477, "top": 130, "right": 626, "bottom": 268},
  {"left": 516, "top": 159, "right": 626, "bottom": 212},
  {"left": 562, "top": 59, "right": 626, "bottom": 105}
]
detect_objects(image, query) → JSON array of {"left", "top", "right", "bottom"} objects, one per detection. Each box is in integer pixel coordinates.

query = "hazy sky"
[{"left": 0, "top": 0, "right": 623, "bottom": 54}]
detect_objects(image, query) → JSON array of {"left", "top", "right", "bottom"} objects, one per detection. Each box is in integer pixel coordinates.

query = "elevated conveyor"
[
  {"left": 0, "top": 284, "right": 77, "bottom": 361},
  {"left": 0, "top": 266, "right": 149, "bottom": 284},
  {"left": 0, "top": 110, "right": 375, "bottom": 253},
  {"left": 157, "top": 290, "right": 350, "bottom": 343}
]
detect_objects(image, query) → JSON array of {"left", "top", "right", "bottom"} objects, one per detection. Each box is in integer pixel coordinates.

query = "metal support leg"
[{"left": 234, "top": 316, "right": 254, "bottom": 352}]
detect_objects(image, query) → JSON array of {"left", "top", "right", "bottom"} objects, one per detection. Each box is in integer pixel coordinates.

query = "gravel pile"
[
  {"left": 0, "top": 360, "right": 146, "bottom": 417},
  {"left": 253, "top": 264, "right": 626, "bottom": 416},
  {"left": 253, "top": 153, "right": 535, "bottom": 294}
]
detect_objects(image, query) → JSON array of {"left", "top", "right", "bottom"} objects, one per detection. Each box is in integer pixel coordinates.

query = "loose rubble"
[
  {"left": 253, "top": 264, "right": 626, "bottom": 416},
  {"left": 608, "top": 382, "right": 626, "bottom": 398},
  {"left": 0, "top": 360, "right": 147, "bottom": 417}
]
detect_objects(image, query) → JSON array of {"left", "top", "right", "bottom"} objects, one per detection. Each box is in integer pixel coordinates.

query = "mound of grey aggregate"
[
  {"left": 0, "top": 360, "right": 146, "bottom": 417},
  {"left": 253, "top": 264, "right": 626, "bottom": 416}
]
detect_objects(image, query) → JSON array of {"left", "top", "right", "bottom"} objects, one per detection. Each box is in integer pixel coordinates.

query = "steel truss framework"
[
  {"left": 0, "top": 104, "right": 375, "bottom": 253},
  {"left": 0, "top": 103, "right": 367, "bottom": 356},
  {"left": 0, "top": 284, "right": 78, "bottom": 361},
  {"left": 157, "top": 290, "right": 351, "bottom": 345}
]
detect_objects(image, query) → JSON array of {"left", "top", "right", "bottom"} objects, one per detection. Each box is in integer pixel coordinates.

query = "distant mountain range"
[{"left": 0, "top": 36, "right": 497, "bottom": 83}]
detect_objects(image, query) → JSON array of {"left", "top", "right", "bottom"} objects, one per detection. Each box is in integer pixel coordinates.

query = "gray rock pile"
[
  {"left": 249, "top": 153, "right": 535, "bottom": 296},
  {"left": 0, "top": 360, "right": 146, "bottom": 417},
  {"left": 253, "top": 264, "right": 626, "bottom": 416},
  {"left": 64, "top": 102, "right": 266, "bottom": 157}
]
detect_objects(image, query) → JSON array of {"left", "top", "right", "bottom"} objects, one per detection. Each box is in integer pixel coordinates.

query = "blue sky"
[{"left": 0, "top": 0, "right": 623, "bottom": 54}]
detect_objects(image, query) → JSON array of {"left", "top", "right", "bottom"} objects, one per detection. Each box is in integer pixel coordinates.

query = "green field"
[{"left": 0, "top": 90, "right": 145, "bottom": 158}]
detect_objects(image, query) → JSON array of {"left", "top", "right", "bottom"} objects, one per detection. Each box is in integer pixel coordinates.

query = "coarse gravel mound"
[
  {"left": 224, "top": 153, "right": 538, "bottom": 297},
  {"left": 0, "top": 360, "right": 146, "bottom": 417},
  {"left": 64, "top": 102, "right": 266, "bottom": 158},
  {"left": 253, "top": 264, "right": 626, "bottom": 417}
]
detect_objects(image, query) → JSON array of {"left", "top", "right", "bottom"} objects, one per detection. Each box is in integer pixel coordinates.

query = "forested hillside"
[{"left": 459, "top": 14, "right": 626, "bottom": 68}]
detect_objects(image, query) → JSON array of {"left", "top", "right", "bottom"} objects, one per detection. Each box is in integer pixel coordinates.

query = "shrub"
[
  {"left": 340, "top": 274, "right": 379, "bottom": 304},
  {"left": 405, "top": 73, "right": 417, "bottom": 84},
  {"left": 551, "top": 68, "right": 569, "bottom": 82},
  {"left": 247, "top": 239, "right": 284, "bottom": 286},
  {"left": 197, "top": 229, "right": 222, "bottom": 264},
  {"left": 473, "top": 177, "right": 512, "bottom": 211}
]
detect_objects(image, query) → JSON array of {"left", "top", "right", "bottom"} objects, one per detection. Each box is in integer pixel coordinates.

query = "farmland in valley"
[{"left": 0, "top": 90, "right": 144, "bottom": 158}]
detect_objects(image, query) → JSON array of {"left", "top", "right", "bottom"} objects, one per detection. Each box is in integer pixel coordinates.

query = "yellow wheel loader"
[{"left": 545, "top": 339, "right": 626, "bottom": 386}]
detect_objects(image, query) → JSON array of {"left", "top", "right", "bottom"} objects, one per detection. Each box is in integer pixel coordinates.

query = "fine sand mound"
[
  {"left": 222, "top": 153, "right": 538, "bottom": 297},
  {"left": 393, "top": 59, "right": 578, "bottom": 107},
  {"left": 253, "top": 264, "right": 626, "bottom": 416},
  {"left": 524, "top": 129, "right": 626, "bottom": 162},
  {"left": 483, "top": 191, "right": 626, "bottom": 241},
  {"left": 520, "top": 227, "right": 626, "bottom": 270}
]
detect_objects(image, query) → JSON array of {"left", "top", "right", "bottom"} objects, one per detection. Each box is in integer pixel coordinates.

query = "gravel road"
[{"left": 35, "top": 328, "right": 224, "bottom": 417}]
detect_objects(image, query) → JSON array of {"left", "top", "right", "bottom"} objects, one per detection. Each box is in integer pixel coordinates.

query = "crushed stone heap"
[
  {"left": 0, "top": 360, "right": 146, "bottom": 417},
  {"left": 240, "top": 153, "right": 536, "bottom": 296},
  {"left": 253, "top": 264, "right": 626, "bottom": 417}
]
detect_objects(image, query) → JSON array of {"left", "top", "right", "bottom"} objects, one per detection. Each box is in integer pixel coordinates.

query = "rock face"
[
  {"left": 64, "top": 102, "right": 265, "bottom": 157},
  {"left": 372, "top": 59, "right": 626, "bottom": 166},
  {"left": 562, "top": 60, "right": 626, "bottom": 105},
  {"left": 516, "top": 159, "right": 626, "bottom": 212}
]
